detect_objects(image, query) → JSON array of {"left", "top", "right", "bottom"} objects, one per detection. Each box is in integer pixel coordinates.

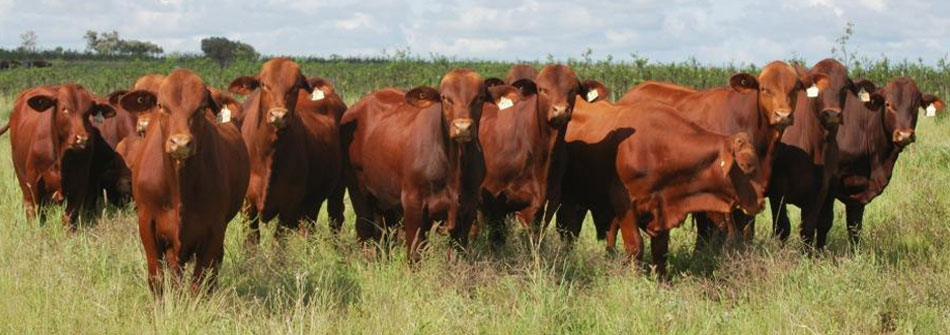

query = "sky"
[{"left": 0, "top": 0, "right": 948, "bottom": 65}]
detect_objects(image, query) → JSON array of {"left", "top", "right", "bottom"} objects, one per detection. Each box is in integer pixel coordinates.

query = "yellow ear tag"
[
  {"left": 858, "top": 88, "right": 870, "bottom": 102},
  {"left": 497, "top": 97, "right": 513, "bottom": 110},
  {"left": 311, "top": 89, "right": 325, "bottom": 101},
  {"left": 926, "top": 103, "right": 937, "bottom": 117},
  {"left": 806, "top": 85, "right": 819, "bottom": 98},
  {"left": 586, "top": 89, "right": 599, "bottom": 102},
  {"left": 218, "top": 106, "right": 232, "bottom": 123}
]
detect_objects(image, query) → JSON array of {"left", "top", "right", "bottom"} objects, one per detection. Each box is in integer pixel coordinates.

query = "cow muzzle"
[
  {"left": 268, "top": 108, "right": 289, "bottom": 128},
  {"left": 819, "top": 109, "right": 842, "bottom": 128},
  {"left": 892, "top": 130, "right": 915, "bottom": 147},
  {"left": 449, "top": 118, "right": 474, "bottom": 143},
  {"left": 548, "top": 104, "right": 570, "bottom": 126},
  {"left": 771, "top": 110, "right": 793, "bottom": 128},
  {"left": 69, "top": 134, "right": 89, "bottom": 150},
  {"left": 166, "top": 134, "right": 194, "bottom": 160}
]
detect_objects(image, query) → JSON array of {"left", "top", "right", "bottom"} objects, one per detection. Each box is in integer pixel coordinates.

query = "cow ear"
[
  {"left": 580, "top": 80, "right": 609, "bottom": 103},
  {"left": 92, "top": 102, "right": 117, "bottom": 118},
  {"left": 852, "top": 79, "right": 877, "bottom": 94},
  {"left": 865, "top": 93, "right": 885, "bottom": 110},
  {"left": 922, "top": 94, "right": 945, "bottom": 112},
  {"left": 27, "top": 95, "right": 57, "bottom": 112},
  {"left": 729, "top": 73, "right": 758, "bottom": 94},
  {"left": 801, "top": 73, "right": 830, "bottom": 94},
  {"left": 106, "top": 90, "right": 129, "bottom": 106},
  {"left": 511, "top": 79, "right": 537, "bottom": 97},
  {"left": 487, "top": 85, "right": 521, "bottom": 109},
  {"left": 484, "top": 78, "right": 505, "bottom": 88},
  {"left": 120, "top": 90, "right": 157, "bottom": 113},
  {"left": 307, "top": 77, "right": 335, "bottom": 96},
  {"left": 406, "top": 86, "right": 441, "bottom": 108},
  {"left": 228, "top": 76, "right": 260, "bottom": 95},
  {"left": 205, "top": 89, "right": 222, "bottom": 116},
  {"left": 298, "top": 74, "right": 315, "bottom": 93}
]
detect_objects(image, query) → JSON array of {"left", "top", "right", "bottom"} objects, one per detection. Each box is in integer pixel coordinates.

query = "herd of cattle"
[{"left": 0, "top": 57, "right": 943, "bottom": 292}]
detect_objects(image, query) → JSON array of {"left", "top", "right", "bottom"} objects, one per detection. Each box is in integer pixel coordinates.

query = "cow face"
[
  {"left": 121, "top": 69, "right": 220, "bottom": 162},
  {"left": 228, "top": 58, "right": 313, "bottom": 130},
  {"left": 535, "top": 64, "right": 608, "bottom": 128},
  {"left": 877, "top": 78, "right": 945, "bottom": 147},
  {"left": 731, "top": 61, "right": 828, "bottom": 130},
  {"left": 807, "top": 59, "right": 871, "bottom": 130},
  {"left": 128, "top": 74, "right": 166, "bottom": 135},
  {"left": 406, "top": 69, "right": 518, "bottom": 143},
  {"left": 27, "top": 85, "right": 115, "bottom": 152},
  {"left": 720, "top": 132, "right": 765, "bottom": 215}
]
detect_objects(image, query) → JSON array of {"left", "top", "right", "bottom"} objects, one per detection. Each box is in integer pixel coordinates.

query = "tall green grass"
[{"left": 1, "top": 59, "right": 948, "bottom": 334}]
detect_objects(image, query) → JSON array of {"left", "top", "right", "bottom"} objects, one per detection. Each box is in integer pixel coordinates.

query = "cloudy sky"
[{"left": 0, "top": 0, "right": 947, "bottom": 65}]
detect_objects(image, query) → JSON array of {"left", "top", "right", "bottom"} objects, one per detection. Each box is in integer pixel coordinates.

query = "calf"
[
  {"left": 568, "top": 98, "right": 764, "bottom": 276},
  {"left": 7, "top": 84, "right": 117, "bottom": 226},
  {"left": 228, "top": 58, "right": 346, "bottom": 243},
  {"left": 342, "top": 69, "right": 516, "bottom": 259},
  {"left": 120, "top": 69, "right": 250, "bottom": 292},
  {"left": 478, "top": 64, "right": 606, "bottom": 243},
  {"left": 834, "top": 78, "right": 944, "bottom": 247},
  {"left": 769, "top": 59, "right": 876, "bottom": 250},
  {"left": 618, "top": 61, "right": 828, "bottom": 249}
]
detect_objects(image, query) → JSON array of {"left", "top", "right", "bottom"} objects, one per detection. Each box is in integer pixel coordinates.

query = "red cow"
[
  {"left": 769, "top": 59, "right": 876, "bottom": 250},
  {"left": 7, "top": 84, "right": 117, "bottom": 226},
  {"left": 342, "top": 69, "right": 517, "bottom": 259},
  {"left": 834, "top": 77, "right": 944, "bottom": 247},
  {"left": 567, "top": 98, "right": 764, "bottom": 276},
  {"left": 478, "top": 64, "right": 606, "bottom": 244},
  {"left": 228, "top": 58, "right": 346, "bottom": 243},
  {"left": 504, "top": 64, "right": 539, "bottom": 84},
  {"left": 616, "top": 61, "right": 828, "bottom": 249},
  {"left": 119, "top": 69, "right": 250, "bottom": 292}
]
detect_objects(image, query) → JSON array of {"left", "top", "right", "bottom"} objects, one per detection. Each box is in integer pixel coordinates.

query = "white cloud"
[{"left": 332, "top": 12, "right": 375, "bottom": 31}]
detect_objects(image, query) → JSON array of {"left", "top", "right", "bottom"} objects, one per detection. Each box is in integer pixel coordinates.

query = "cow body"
[
  {"left": 8, "top": 84, "right": 117, "bottom": 226},
  {"left": 229, "top": 58, "right": 346, "bottom": 243},
  {"left": 121, "top": 69, "right": 249, "bottom": 292},
  {"left": 565, "top": 99, "right": 764, "bottom": 276}
]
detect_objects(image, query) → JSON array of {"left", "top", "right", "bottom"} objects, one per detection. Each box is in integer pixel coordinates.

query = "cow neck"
[
  {"left": 440, "top": 107, "right": 477, "bottom": 199},
  {"left": 848, "top": 97, "right": 901, "bottom": 202},
  {"left": 170, "top": 118, "right": 217, "bottom": 214},
  {"left": 750, "top": 91, "right": 782, "bottom": 189}
]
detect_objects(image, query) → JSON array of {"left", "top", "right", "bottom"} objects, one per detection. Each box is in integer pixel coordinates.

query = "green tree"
[
  {"left": 201, "top": 37, "right": 259, "bottom": 67},
  {"left": 19, "top": 30, "right": 38, "bottom": 53},
  {"left": 84, "top": 30, "right": 162, "bottom": 57}
]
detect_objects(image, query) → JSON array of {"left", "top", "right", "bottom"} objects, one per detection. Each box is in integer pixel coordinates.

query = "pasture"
[{"left": 1, "top": 57, "right": 949, "bottom": 333}]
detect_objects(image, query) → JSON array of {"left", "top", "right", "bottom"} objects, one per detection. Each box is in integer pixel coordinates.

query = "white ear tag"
[
  {"left": 93, "top": 112, "right": 104, "bottom": 125},
  {"left": 218, "top": 106, "right": 232, "bottom": 123},
  {"left": 497, "top": 97, "right": 513, "bottom": 110},
  {"left": 926, "top": 103, "right": 937, "bottom": 117},
  {"left": 311, "top": 89, "right": 325, "bottom": 101},
  {"left": 806, "top": 84, "right": 819, "bottom": 98},
  {"left": 858, "top": 88, "right": 870, "bottom": 102},
  {"left": 586, "top": 89, "right": 599, "bottom": 102}
]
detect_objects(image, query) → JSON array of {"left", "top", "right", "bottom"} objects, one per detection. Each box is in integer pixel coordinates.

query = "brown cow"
[
  {"left": 119, "top": 69, "right": 250, "bottom": 292},
  {"left": 566, "top": 98, "right": 764, "bottom": 276},
  {"left": 616, "top": 61, "right": 829, "bottom": 249},
  {"left": 7, "top": 84, "right": 117, "bottom": 226},
  {"left": 769, "top": 59, "right": 876, "bottom": 250},
  {"left": 834, "top": 77, "right": 944, "bottom": 247},
  {"left": 228, "top": 58, "right": 346, "bottom": 243},
  {"left": 478, "top": 64, "right": 606, "bottom": 244},
  {"left": 342, "top": 69, "right": 517, "bottom": 259},
  {"left": 504, "top": 64, "right": 539, "bottom": 84}
]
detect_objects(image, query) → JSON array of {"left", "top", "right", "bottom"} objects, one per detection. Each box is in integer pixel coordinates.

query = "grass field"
[{"left": 1, "top": 58, "right": 949, "bottom": 334}]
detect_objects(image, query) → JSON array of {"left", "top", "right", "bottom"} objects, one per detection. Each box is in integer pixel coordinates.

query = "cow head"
[
  {"left": 719, "top": 132, "right": 765, "bottom": 215},
  {"left": 873, "top": 78, "right": 945, "bottom": 148},
  {"left": 504, "top": 64, "right": 539, "bottom": 85},
  {"left": 228, "top": 57, "right": 313, "bottom": 130},
  {"left": 805, "top": 59, "right": 872, "bottom": 130},
  {"left": 535, "top": 64, "right": 607, "bottom": 128},
  {"left": 121, "top": 74, "right": 167, "bottom": 136},
  {"left": 731, "top": 61, "right": 830, "bottom": 130},
  {"left": 27, "top": 84, "right": 115, "bottom": 152},
  {"left": 406, "top": 69, "right": 517, "bottom": 143},
  {"left": 120, "top": 69, "right": 221, "bottom": 162}
]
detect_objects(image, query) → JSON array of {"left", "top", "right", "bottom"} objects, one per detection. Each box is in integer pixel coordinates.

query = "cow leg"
[
  {"left": 651, "top": 231, "right": 671, "bottom": 280},
  {"left": 554, "top": 203, "right": 581, "bottom": 243},
  {"left": 814, "top": 197, "right": 835, "bottom": 251},
  {"left": 192, "top": 229, "right": 225, "bottom": 293},
  {"left": 616, "top": 209, "right": 644, "bottom": 264},
  {"left": 518, "top": 204, "right": 544, "bottom": 240},
  {"left": 138, "top": 216, "right": 164, "bottom": 293},
  {"left": 327, "top": 183, "right": 346, "bottom": 234},
  {"left": 769, "top": 197, "right": 791, "bottom": 241},
  {"left": 799, "top": 205, "right": 817, "bottom": 252},
  {"left": 845, "top": 203, "right": 865, "bottom": 251},
  {"left": 244, "top": 204, "right": 261, "bottom": 247},
  {"left": 693, "top": 213, "right": 718, "bottom": 252},
  {"left": 735, "top": 211, "right": 756, "bottom": 242},
  {"left": 402, "top": 193, "right": 426, "bottom": 262}
]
